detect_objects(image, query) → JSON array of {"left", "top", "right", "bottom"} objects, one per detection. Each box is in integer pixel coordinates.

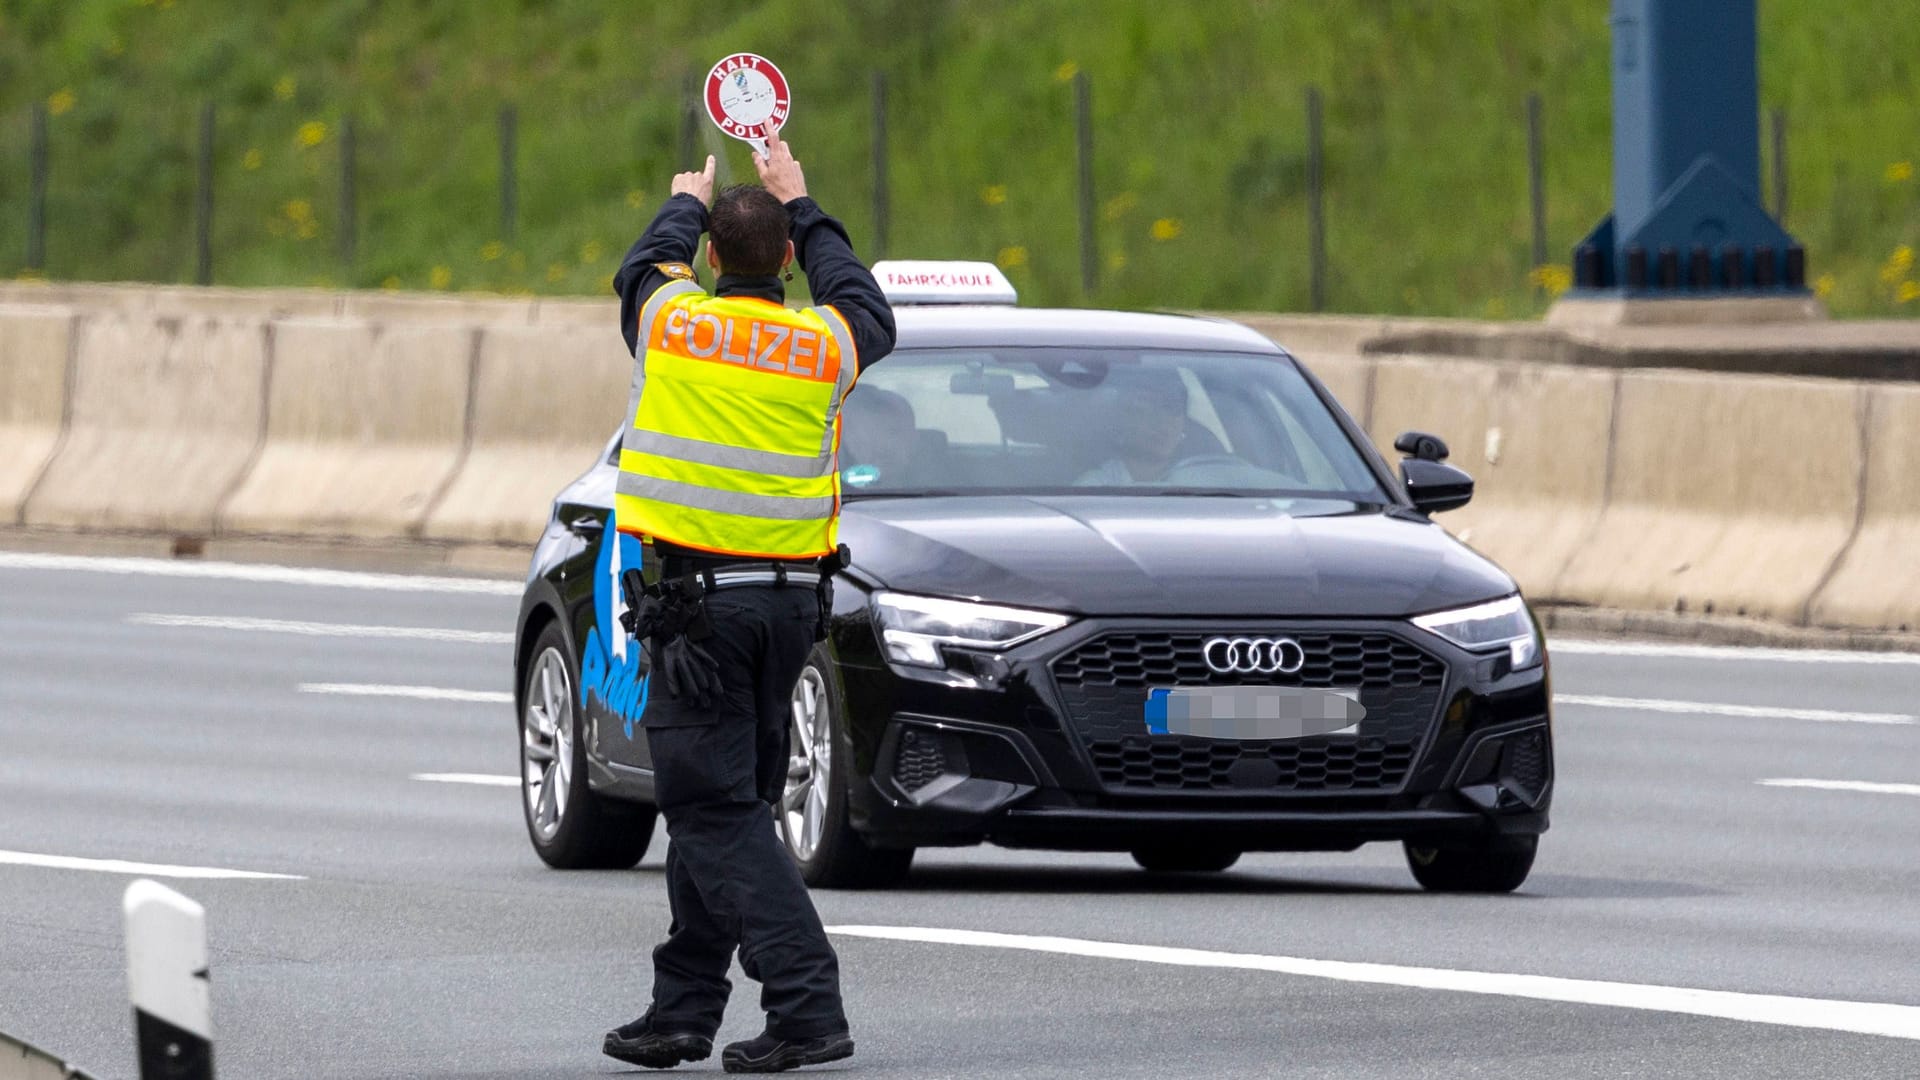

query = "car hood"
[{"left": 838, "top": 495, "right": 1515, "bottom": 618}]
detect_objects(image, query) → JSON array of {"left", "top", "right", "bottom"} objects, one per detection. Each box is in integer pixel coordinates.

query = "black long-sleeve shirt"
[{"left": 613, "top": 193, "right": 896, "bottom": 368}]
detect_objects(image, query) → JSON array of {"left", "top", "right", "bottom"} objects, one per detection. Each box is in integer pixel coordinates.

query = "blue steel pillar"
[{"left": 1572, "top": 0, "right": 1804, "bottom": 294}]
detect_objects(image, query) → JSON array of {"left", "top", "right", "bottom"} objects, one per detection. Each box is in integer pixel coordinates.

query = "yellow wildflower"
[
  {"left": 1103, "top": 193, "right": 1137, "bottom": 222},
  {"left": 1527, "top": 264, "right": 1573, "bottom": 297},
  {"left": 242, "top": 148, "right": 263, "bottom": 171},
  {"left": 1814, "top": 273, "right": 1836, "bottom": 300},
  {"left": 1107, "top": 251, "right": 1128, "bottom": 272},
  {"left": 295, "top": 221, "right": 318, "bottom": 241},
  {"left": 296, "top": 121, "right": 328, "bottom": 148},
  {"left": 626, "top": 189, "right": 648, "bottom": 210},
  {"left": 47, "top": 89, "right": 76, "bottom": 116},
  {"left": 1149, "top": 218, "right": 1183, "bottom": 242},
  {"left": 579, "top": 240, "right": 603, "bottom": 265},
  {"left": 996, "top": 245, "right": 1028, "bottom": 270},
  {"left": 980, "top": 185, "right": 1008, "bottom": 207},
  {"left": 547, "top": 263, "right": 568, "bottom": 284},
  {"left": 1880, "top": 246, "right": 1914, "bottom": 285},
  {"left": 274, "top": 76, "right": 296, "bottom": 102},
  {"left": 381, "top": 276, "right": 402, "bottom": 291},
  {"left": 1899, "top": 281, "right": 1920, "bottom": 304},
  {"left": 1886, "top": 161, "right": 1914, "bottom": 184},
  {"left": 480, "top": 241, "right": 506, "bottom": 262},
  {"left": 282, "top": 198, "right": 313, "bottom": 223},
  {"left": 429, "top": 265, "right": 453, "bottom": 290},
  {"left": 1054, "top": 61, "right": 1079, "bottom": 84}
]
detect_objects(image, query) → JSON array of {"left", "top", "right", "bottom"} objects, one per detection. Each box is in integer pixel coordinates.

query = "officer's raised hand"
[
  {"left": 671, "top": 154, "right": 717, "bottom": 207},
  {"left": 753, "top": 126, "right": 807, "bottom": 203}
]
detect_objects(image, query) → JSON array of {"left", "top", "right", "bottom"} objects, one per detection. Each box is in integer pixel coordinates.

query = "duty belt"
[
  {"left": 635, "top": 545, "right": 849, "bottom": 643},
  {"left": 660, "top": 544, "right": 850, "bottom": 595},
  {"left": 696, "top": 566, "right": 822, "bottom": 591}
]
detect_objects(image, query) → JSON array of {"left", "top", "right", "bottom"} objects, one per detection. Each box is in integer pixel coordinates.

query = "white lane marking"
[
  {"left": 412, "top": 772, "right": 520, "bottom": 787},
  {"left": 299, "top": 683, "right": 512, "bottom": 704},
  {"left": 0, "top": 849, "right": 303, "bottom": 881},
  {"left": 1555, "top": 694, "right": 1915, "bottom": 726},
  {"left": 1760, "top": 778, "right": 1920, "bottom": 798},
  {"left": 1552, "top": 638, "right": 1920, "bottom": 667},
  {"left": 828, "top": 925, "right": 1920, "bottom": 1042},
  {"left": 0, "top": 551, "right": 519, "bottom": 596},
  {"left": 130, "top": 613, "right": 512, "bottom": 645}
]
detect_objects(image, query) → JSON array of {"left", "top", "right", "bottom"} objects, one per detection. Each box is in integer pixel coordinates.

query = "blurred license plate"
[{"left": 1144, "top": 687, "right": 1364, "bottom": 739}]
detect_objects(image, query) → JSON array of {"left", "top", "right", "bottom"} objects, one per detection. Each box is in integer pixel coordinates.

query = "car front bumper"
[{"left": 833, "top": 613, "right": 1553, "bottom": 853}]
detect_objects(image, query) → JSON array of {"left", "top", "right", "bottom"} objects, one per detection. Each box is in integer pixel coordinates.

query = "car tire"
[
  {"left": 520, "top": 621, "right": 657, "bottom": 870},
  {"left": 1403, "top": 835, "right": 1537, "bottom": 893},
  {"left": 779, "top": 646, "right": 915, "bottom": 890},
  {"left": 1131, "top": 845, "right": 1241, "bottom": 874}
]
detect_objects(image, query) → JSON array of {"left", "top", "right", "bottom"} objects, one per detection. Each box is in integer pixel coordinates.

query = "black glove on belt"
[
  {"left": 653, "top": 633, "right": 721, "bottom": 709},
  {"left": 621, "top": 568, "right": 722, "bottom": 708}
]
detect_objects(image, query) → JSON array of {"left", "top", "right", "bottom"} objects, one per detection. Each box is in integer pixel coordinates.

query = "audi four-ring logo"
[{"left": 1202, "top": 636, "right": 1306, "bottom": 675}]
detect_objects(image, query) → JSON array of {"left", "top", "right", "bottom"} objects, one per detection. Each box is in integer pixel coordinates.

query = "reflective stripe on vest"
[{"left": 615, "top": 289, "right": 857, "bottom": 558}]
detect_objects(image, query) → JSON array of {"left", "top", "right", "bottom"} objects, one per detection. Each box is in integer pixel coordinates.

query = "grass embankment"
[{"left": 1, "top": 0, "right": 1916, "bottom": 316}]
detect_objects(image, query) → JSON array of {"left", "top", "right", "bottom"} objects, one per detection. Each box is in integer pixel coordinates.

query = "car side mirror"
[
  {"left": 1393, "top": 430, "right": 1450, "bottom": 461},
  {"left": 1400, "top": 457, "right": 1474, "bottom": 514}
]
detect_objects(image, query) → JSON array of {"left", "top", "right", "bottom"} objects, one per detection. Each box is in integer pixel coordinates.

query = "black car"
[{"left": 514, "top": 291, "right": 1552, "bottom": 892}]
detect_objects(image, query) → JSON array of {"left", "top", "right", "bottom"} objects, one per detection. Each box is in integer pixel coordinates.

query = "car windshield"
[{"left": 837, "top": 347, "right": 1385, "bottom": 501}]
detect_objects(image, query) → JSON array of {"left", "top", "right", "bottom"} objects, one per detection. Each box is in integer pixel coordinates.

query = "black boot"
[
  {"left": 721, "top": 1029, "right": 855, "bottom": 1074},
  {"left": 603, "top": 1012, "right": 714, "bottom": 1070}
]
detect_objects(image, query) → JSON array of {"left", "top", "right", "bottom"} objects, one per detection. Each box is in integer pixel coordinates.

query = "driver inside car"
[{"left": 1075, "top": 368, "right": 1201, "bottom": 484}]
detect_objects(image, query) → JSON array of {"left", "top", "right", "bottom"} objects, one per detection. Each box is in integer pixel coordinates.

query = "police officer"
[{"left": 601, "top": 128, "right": 895, "bottom": 1074}]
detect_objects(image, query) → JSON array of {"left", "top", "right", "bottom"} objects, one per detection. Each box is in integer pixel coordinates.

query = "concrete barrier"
[
  {"left": 219, "top": 320, "right": 474, "bottom": 539},
  {"left": 24, "top": 314, "right": 267, "bottom": 533},
  {"left": 0, "top": 281, "right": 342, "bottom": 318},
  {"left": 424, "top": 323, "right": 630, "bottom": 544},
  {"left": 1294, "top": 352, "right": 1373, "bottom": 430},
  {"left": 531, "top": 296, "right": 616, "bottom": 325},
  {"left": 1557, "top": 370, "right": 1865, "bottom": 622},
  {"left": 1808, "top": 383, "right": 1920, "bottom": 631},
  {"left": 0, "top": 307, "right": 74, "bottom": 525},
  {"left": 5, "top": 286, "right": 1918, "bottom": 636},
  {"left": 1367, "top": 357, "right": 1616, "bottom": 601},
  {"left": 341, "top": 292, "right": 535, "bottom": 325}
]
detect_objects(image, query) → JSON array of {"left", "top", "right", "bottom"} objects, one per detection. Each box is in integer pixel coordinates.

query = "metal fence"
[{"left": 1, "top": 72, "right": 1800, "bottom": 314}]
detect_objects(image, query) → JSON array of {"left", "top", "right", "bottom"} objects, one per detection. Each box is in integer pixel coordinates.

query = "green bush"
[{"left": 0, "top": 0, "right": 1914, "bottom": 316}]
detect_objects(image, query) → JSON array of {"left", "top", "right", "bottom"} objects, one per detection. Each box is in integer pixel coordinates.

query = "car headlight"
[
  {"left": 871, "top": 591, "right": 1072, "bottom": 668},
  {"left": 1411, "top": 594, "right": 1543, "bottom": 670}
]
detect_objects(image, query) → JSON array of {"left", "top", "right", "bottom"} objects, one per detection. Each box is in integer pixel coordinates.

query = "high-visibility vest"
[{"left": 614, "top": 280, "right": 859, "bottom": 559}]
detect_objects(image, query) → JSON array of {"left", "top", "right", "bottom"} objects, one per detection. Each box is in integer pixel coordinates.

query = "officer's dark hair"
[{"left": 708, "top": 184, "right": 792, "bottom": 277}]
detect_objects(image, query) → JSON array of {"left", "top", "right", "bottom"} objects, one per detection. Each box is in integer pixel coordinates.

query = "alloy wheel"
[
  {"left": 522, "top": 647, "right": 575, "bottom": 842},
  {"left": 782, "top": 665, "right": 832, "bottom": 862}
]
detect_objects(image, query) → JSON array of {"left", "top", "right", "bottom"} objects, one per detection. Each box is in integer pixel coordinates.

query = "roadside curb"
[
  {"left": 0, "top": 527, "right": 528, "bottom": 580},
  {"left": 1539, "top": 604, "right": 1920, "bottom": 653}
]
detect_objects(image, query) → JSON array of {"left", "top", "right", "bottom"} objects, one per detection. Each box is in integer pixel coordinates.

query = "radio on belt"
[{"left": 869, "top": 260, "right": 1019, "bottom": 306}]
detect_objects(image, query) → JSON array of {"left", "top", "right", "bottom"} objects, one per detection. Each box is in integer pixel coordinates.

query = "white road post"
[{"left": 123, "top": 880, "right": 214, "bottom": 1079}]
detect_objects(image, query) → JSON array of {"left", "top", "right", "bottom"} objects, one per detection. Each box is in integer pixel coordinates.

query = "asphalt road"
[{"left": 3, "top": 551, "right": 1918, "bottom": 1079}]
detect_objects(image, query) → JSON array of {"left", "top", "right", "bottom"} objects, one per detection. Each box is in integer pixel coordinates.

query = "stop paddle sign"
[{"left": 705, "top": 53, "right": 792, "bottom": 154}]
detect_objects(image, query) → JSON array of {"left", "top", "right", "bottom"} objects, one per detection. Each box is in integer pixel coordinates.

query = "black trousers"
[{"left": 641, "top": 585, "right": 846, "bottom": 1039}]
